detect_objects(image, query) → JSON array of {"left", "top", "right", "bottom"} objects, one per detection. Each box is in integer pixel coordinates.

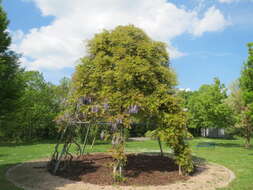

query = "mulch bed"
[{"left": 52, "top": 153, "right": 188, "bottom": 186}]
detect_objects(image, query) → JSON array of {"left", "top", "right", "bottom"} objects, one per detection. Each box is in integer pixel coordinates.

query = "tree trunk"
[
  {"left": 245, "top": 125, "right": 251, "bottom": 149},
  {"left": 29, "top": 121, "right": 32, "bottom": 140},
  {"left": 158, "top": 137, "right": 163, "bottom": 157},
  {"left": 113, "top": 165, "right": 117, "bottom": 178},
  {"left": 90, "top": 136, "right": 96, "bottom": 150},
  {"left": 244, "top": 117, "right": 252, "bottom": 149},
  {"left": 178, "top": 165, "right": 182, "bottom": 176},
  {"left": 112, "top": 125, "right": 126, "bottom": 181},
  {"left": 81, "top": 123, "right": 91, "bottom": 155},
  {"left": 245, "top": 137, "right": 250, "bottom": 149}
]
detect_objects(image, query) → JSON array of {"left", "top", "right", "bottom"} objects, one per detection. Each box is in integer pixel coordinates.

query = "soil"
[{"left": 52, "top": 154, "right": 188, "bottom": 186}]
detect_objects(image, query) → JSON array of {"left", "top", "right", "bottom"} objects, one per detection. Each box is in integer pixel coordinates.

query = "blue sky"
[{"left": 3, "top": 0, "right": 253, "bottom": 90}]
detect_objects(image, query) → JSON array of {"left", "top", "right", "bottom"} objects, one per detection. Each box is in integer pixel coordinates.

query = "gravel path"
[{"left": 6, "top": 158, "right": 235, "bottom": 190}]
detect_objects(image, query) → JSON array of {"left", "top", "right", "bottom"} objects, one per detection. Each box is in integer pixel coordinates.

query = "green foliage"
[
  {"left": 186, "top": 78, "right": 234, "bottom": 132},
  {"left": 123, "top": 128, "right": 130, "bottom": 140},
  {"left": 0, "top": 3, "right": 23, "bottom": 124},
  {"left": 235, "top": 42, "right": 253, "bottom": 148},
  {"left": 154, "top": 110, "right": 194, "bottom": 175},
  {"left": 18, "top": 71, "right": 59, "bottom": 140},
  {"left": 54, "top": 77, "right": 71, "bottom": 109},
  {"left": 176, "top": 89, "right": 194, "bottom": 108},
  {"left": 73, "top": 25, "right": 177, "bottom": 118},
  {"left": 240, "top": 43, "right": 253, "bottom": 104},
  {"left": 225, "top": 81, "right": 244, "bottom": 137},
  {"left": 0, "top": 71, "right": 62, "bottom": 141},
  {"left": 0, "top": 4, "right": 74, "bottom": 142},
  {"left": 226, "top": 43, "right": 253, "bottom": 148},
  {"left": 69, "top": 25, "right": 193, "bottom": 177},
  {"left": 144, "top": 130, "right": 156, "bottom": 139},
  {"left": 129, "top": 122, "right": 155, "bottom": 137}
]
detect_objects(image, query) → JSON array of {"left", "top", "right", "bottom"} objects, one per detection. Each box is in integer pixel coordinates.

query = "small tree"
[
  {"left": 71, "top": 25, "right": 193, "bottom": 180},
  {"left": 238, "top": 43, "right": 253, "bottom": 148}
]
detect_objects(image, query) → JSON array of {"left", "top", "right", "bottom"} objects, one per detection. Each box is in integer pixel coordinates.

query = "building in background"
[{"left": 201, "top": 128, "right": 225, "bottom": 138}]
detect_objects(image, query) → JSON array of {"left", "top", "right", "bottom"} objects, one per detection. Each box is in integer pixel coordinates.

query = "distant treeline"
[{"left": 0, "top": 70, "right": 71, "bottom": 141}]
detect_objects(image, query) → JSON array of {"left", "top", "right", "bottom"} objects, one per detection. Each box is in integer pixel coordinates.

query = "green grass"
[
  {"left": 189, "top": 138, "right": 253, "bottom": 190},
  {"left": 0, "top": 138, "right": 253, "bottom": 190}
]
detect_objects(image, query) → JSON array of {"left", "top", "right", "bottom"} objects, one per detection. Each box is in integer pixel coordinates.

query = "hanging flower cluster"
[{"left": 128, "top": 105, "right": 139, "bottom": 114}]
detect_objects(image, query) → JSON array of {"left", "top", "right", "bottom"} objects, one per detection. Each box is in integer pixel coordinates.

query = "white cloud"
[
  {"left": 167, "top": 46, "right": 187, "bottom": 59},
  {"left": 13, "top": 0, "right": 230, "bottom": 70},
  {"left": 192, "top": 6, "right": 230, "bottom": 36},
  {"left": 10, "top": 30, "right": 24, "bottom": 42},
  {"left": 179, "top": 88, "right": 191, "bottom": 92}
]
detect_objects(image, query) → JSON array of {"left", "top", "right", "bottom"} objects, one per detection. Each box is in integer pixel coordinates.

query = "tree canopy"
[
  {"left": 185, "top": 78, "right": 233, "bottom": 134},
  {"left": 236, "top": 43, "right": 253, "bottom": 148},
  {"left": 73, "top": 25, "right": 177, "bottom": 118}
]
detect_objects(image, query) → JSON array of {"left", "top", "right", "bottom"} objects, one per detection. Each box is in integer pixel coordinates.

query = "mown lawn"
[{"left": 0, "top": 138, "right": 253, "bottom": 190}]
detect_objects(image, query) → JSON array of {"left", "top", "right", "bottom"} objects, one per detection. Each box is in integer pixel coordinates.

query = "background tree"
[
  {"left": 225, "top": 80, "right": 244, "bottom": 138},
  {"left": 177, "top": 89, "right": 193, "bottom": 108},
  {"left": 238, "top": 43, "right": 253, "bottom": 148},
  {"left": 186, "top": 78, "right": 234, "bottom": 136},
  {"left": 0, "top": 2, "right": 23, "bottom": 132},
  {"left": 17, "top": 71, "right": 59, "bottom": 140},
  {"left": 54, "top": 77, "right": 71, "bottom": 107},
  {"left": 1, "top": 71, "right": 61, "bottom": 141},
  {"left": 69, "top": 25, "right": 193, "bottom": 179}
]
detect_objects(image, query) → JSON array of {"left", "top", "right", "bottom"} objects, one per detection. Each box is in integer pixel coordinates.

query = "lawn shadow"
[
  {"left": 206, "top": 137, "right": 236, "bottom": 140},
  {"left": 0, "top": 140, "right": 58, "bottom": 147},
  {"left": 132, "top": 152, "right": 207, "bottom": 177},
  {"left": 124, "top": 153, "right": 178, "bottom": 178},
  {"left": 0, "top": 163, "right": 23, "bottom": 190},
  {"left": 139, "top": 151, "right": 207, "bottom": 164},
  {"left": 214, "top": 142, "right": 253, "bottom": 149},
  {"left": 93, "top": 140, "right": 111, "bottom": 145},
  {"left": 0, "top": 154, "right": 7, "bottom": 158},
  {"left": 53, "top": 160, "right": 101, "bottom": 181},
  {"left": 192, "top": 155, "right": 207, "bottom": 167}
]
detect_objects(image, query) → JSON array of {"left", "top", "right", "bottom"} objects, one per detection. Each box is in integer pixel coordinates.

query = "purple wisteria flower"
[
  {"left": 91, "top": 105, "right": 99, "bottom": 113},
  {"left": 103, "top": 103, "right": 109, "bottom": 110},
  {"left": 128, "top": 105, "right": 139, "bottom": 114}
]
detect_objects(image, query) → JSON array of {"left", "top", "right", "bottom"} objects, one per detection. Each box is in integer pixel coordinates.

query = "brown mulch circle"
[
  {"left": 52, "top": 153, "right": 188, "bottom": 186},
  {"left": 6, "top": 155, "right": 236, "bottom": 190}
]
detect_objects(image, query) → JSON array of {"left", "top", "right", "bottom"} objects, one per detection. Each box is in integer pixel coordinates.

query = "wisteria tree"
[{"left": 71, "top": 25, "right": 194, "bottom": 180}]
